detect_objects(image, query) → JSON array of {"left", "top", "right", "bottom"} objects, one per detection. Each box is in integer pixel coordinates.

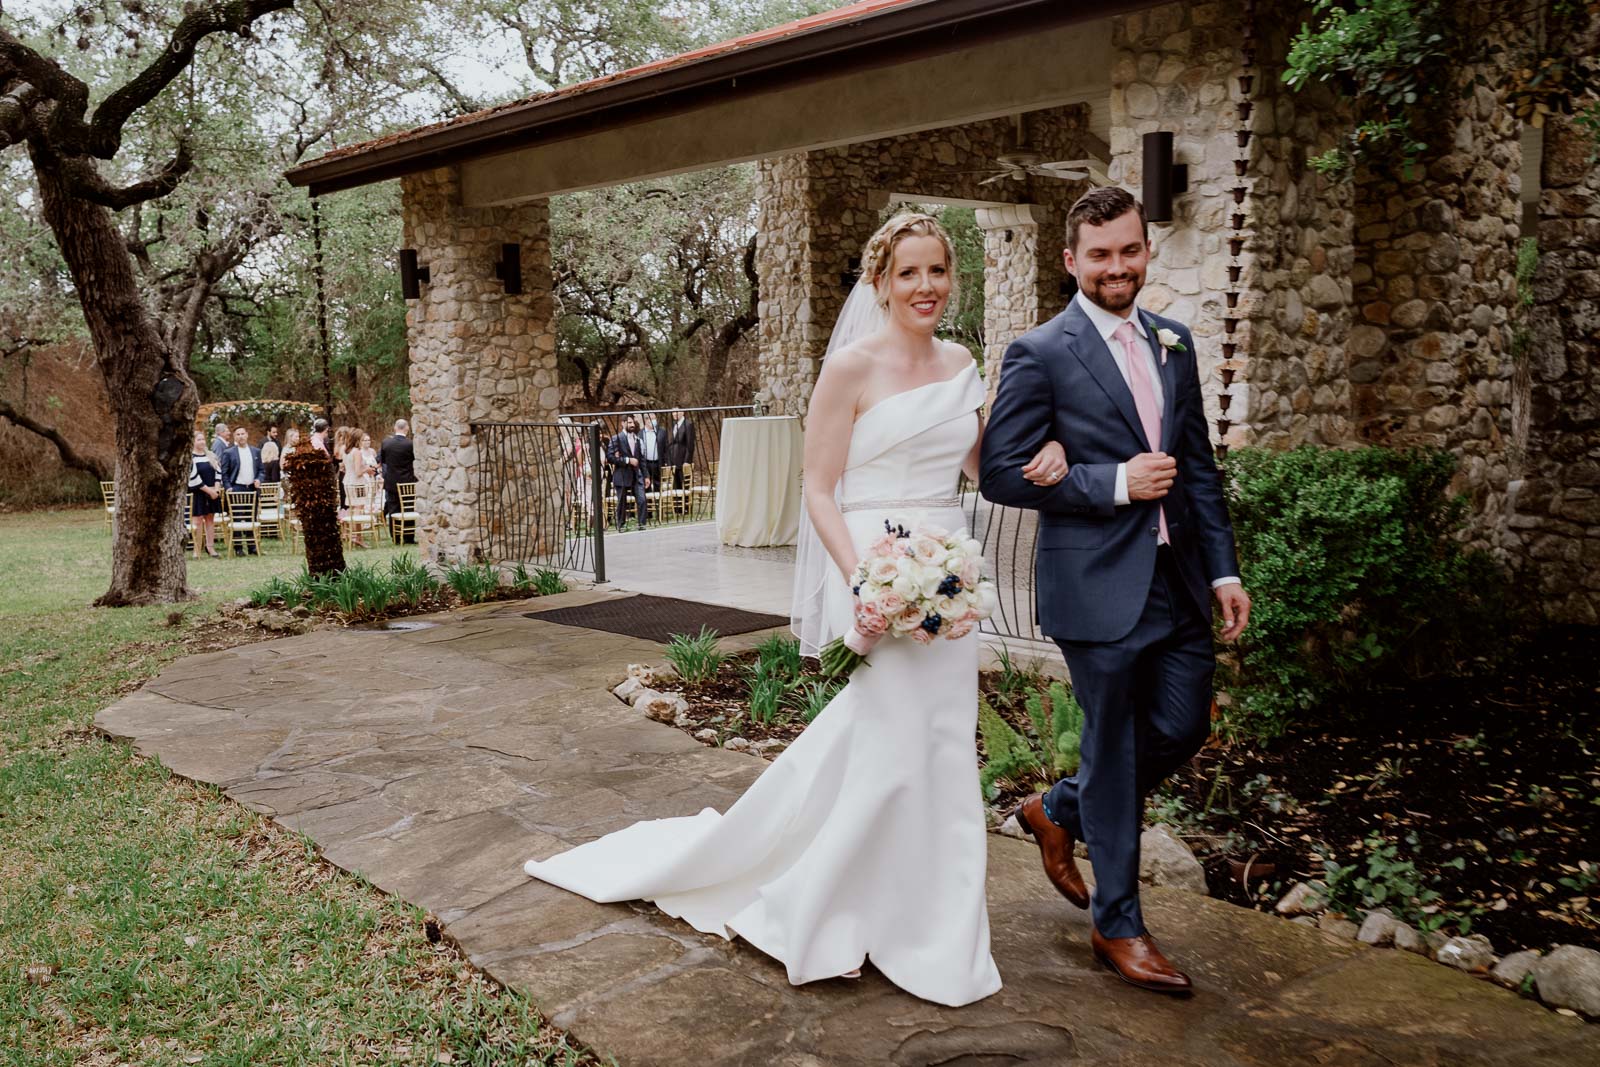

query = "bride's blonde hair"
[{"left": 859, "top": 211, "right": 959, "bottom": 311}]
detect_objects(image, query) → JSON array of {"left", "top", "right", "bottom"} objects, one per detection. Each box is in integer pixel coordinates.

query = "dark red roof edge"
[{"left": 286, "top": 0, "right": 1145, "bottom": 197}]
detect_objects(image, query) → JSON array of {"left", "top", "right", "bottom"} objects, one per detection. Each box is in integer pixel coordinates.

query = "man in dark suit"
[
  {"left": 980, "top": 187, "right": 1251, "bottom": 995},
  {"left": 607, "top": 415, "right": 651, "bottom": 529},
  {"left": 379, "top": 418, "right": 417, "bottom": 542},
  {"left": 219, "top": 426, "right": 263, "bottom": 555},
  {"left": 664, "top": 409, "right": 694, "bottom": 514}
]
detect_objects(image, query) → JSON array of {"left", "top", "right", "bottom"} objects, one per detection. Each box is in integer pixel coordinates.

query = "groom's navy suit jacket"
[{"left": 979, "top": 300, "right": 1239, "bottom": 643}]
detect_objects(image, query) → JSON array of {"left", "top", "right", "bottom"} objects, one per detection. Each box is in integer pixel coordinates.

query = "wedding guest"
[
  {"left": 210, "top": 422, "right": 230, "bottom": 463},
  {"left": 379, "top": 418, "right": 416, "bottom": 542},
  {"left": 607, "top": 415, "right": 650, "bottom": 529},
  {"left": 360, "top": 431, "right": 380, "bottom": 510},
  {"left": 280, "top": 428, "right": 301, "bottom": 490},
  {"left": 260, "top": 427, "right": 281, "bottom": 483},
  {"left": 219, "top": 426, "right": 262, "bottom": 555},
  {"left": 641, "top": 412, "right": 663, "bottom": 496},
  {"left": 332, "top": 424, "right": 350, "bottom": 508},
  {"left": 664, "top": 408, "right": 694, "bottom": 514},
  {"left": 310, "top": 418, "right": 329, "bottom": 453},
  {"left": 340, "top": 426, "right": 373, "bottom": 547},
  {"left": 187, "top": 430, "right": 222, "bottom": 558}
]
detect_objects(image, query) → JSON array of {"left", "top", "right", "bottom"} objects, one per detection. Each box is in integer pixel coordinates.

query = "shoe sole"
[{"left": 1010, "top": 801, "right": 1090, "bottom": 910}]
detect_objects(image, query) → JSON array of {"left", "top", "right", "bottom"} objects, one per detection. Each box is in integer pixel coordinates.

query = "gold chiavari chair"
[
  {"left": 224, "top": 490, "right": 262, "bottom": 556},
  {"left": 257, "top": 482, "right": 285, "bottom": 545},
  {"left": 99, "top": 480, "right": 117, "bottom": 533},
  {"left": 340, "top": 481, "right": 377, "bottom": 548},
  {"left": 389, "top": 482, "right": 419, "bottom": 545}
]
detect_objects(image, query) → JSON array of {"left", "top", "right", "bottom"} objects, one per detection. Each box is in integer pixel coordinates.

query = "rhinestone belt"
[{"left": 840, "top": 496, "right": 962, "bottom": 513}]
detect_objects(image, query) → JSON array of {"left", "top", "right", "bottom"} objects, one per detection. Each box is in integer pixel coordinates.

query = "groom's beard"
[{"left": 1083, "top": 273, "right": 1143, "bottom": 313}]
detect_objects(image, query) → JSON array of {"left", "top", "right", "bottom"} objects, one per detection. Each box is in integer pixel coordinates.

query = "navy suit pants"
[{"left": 1044, "top": 546, "right": 1214, "bottom": 939}]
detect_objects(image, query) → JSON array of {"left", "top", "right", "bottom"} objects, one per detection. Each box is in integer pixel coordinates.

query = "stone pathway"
[{"left": 96, "top": 592, "right": 1595, "bottom": 1066}]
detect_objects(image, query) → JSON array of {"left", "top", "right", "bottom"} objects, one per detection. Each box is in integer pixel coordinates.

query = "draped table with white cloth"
[{"left": 715, "top": 415, "right": 803, "bottom": 547}]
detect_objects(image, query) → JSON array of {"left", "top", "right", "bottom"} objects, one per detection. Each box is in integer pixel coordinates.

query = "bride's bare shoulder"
[{"left": 937, "top": 339, "right": 977, "bottom": 374}]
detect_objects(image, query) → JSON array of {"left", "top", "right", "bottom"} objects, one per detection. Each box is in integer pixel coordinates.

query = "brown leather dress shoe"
[
  {"left": 1012, "top": 794, "right": 1090, "bottom": 908},
  {"left": 1091, "top": 929, "right": 1193, "bottom": 994}
]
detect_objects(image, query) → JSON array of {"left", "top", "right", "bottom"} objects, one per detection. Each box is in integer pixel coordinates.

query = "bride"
[{"left": 523, "top": 212, "right": 1069, "bottom": 1007}]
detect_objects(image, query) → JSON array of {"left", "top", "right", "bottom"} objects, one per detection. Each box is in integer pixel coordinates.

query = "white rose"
[
  {"left": 934, "top": 596, "right": 963, "bottom": 619},
  {"left": 944, "top": 554, "right": 964, "bottom": 575},
  {"left": 975, "top": 581, "right": 999, "bottom": 617},
  {"left": 1157, "top": 327, "right": 1181, "bottom": 349},
  {"left": 857, "top": 582, "right": 881, "bottom": 606},
  {"left": 962, "top": 537, "right": 983, "bottom": 558},
  {"left": 912, "top": 538, "right": 949, "bottom": 567},
  {"left": 868, "top": 557, "right": 900, "bottom": 584},
  {"left": 891, "top": 573, "right": 918, "bottom": 600}
]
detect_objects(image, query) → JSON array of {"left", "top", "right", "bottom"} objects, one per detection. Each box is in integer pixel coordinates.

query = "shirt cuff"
[
  {"left": 1210, "top": 576, "right": 1242, "bottom": 589},
  {"left": 1114, "top": 463, "right": 1130, "bottom": 506}
]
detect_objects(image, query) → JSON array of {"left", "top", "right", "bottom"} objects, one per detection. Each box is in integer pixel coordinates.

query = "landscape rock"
[
  {"left": 750, "top": 738, "right": 787, "bottom": 756},
  {"left": 612, "top": 677, "right": 647, "bottom": 703},
  {"left": 723, "top": 737, "right": 754, "bottom": 753},
  {"left": 637, "top": 691, "right": 688, "bottom": 724},
  {"left": 1275, "top": 881, "right": 1327, "bottom": 916},
  {"left": 1392, "top": 922, "right": 1426, "bottom": 954},
  {"left": 1533, "top": 945, "right": 1600, "bottom": 1017},
  {"left": 996, "top": 814, "right": 1027, "bottom": 840},
  {"left": 1435, "top": 934, "right": 1496, "bottom": 973},
  {"left": 1357, "top": 908, "right": 1400, "bottom": 946},
  {"left": 1138, "top": 825, "right": 1208, "bottom": 894},
  {"left": 626, "top": 662, "right": 679, "bottom": 688},
  {"left": 1290, "top": 916, "right": 1318, "bottom": 927},
  {"left": 1316, "top": 913, "right": 1360, "bottom": 940},
  {"left": 692, "top": 728, "right": 718, "bottom": 744},
  {"left": 1491, "top": 949, "right": 1542, "bottom": 990}
]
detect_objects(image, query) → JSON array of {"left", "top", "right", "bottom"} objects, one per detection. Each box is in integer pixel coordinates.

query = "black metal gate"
[
  {"left": 472, "top": 420, "right": 607, "bottom": 580},
  {"left": 961, "top": 488, "right": 1045, "bottom": 643}
]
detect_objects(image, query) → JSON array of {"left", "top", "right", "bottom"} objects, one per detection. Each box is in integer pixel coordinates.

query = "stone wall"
[
  {"left": 399, "top": 165, "right": 559, "bottom": 562},
  {"left": 1109, "top": 2, "right": 1252, "bottom": 446},
  {"left": 1511, "top": 112, "right": 1600, "bottom": 623},
  {"left": 754, "top": 106, "right": 1091, "bottom": 416}
]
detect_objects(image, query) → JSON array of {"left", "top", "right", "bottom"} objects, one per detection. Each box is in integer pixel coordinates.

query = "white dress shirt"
[
  {"left": 1074, "top": 291, "right": 1240, "bottom": 590},
  {"left": 234, "top": 445, "right": 256, "bottom": 486},
  {"left": 642, "top": 425, "right": 659, "bottom": 461}
]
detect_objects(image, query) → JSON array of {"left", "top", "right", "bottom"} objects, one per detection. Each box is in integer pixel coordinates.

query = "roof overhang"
[{"left": 285, "top": 0, "right": 1158, "bottom": 202}]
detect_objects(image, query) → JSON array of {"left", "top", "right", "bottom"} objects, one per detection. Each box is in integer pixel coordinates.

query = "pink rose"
[
  {"left": 910, "top": 627, "right": 935, "bottom": 644},
  {"left": 944, "top": 618, "right": 975, "bottom": 640},
  {"left": 869, "top": 533, "right": 897, "bottom": 557},
  {"left": 960, "top": 560, "right": 981, "bottom": 587},
  {"left": 877, "top": 591, "right": 906, "bottom": 616},
  {"left": 891, "top": 538, "right": 912, "bottom": 557},
  {"left": 855, "top": 604, "right": 888, "bottom": 635}
]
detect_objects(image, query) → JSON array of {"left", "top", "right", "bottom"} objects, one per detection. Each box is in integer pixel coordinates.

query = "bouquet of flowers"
[{"left": 819, "top": 519, "right": 998, "bottom": 677}]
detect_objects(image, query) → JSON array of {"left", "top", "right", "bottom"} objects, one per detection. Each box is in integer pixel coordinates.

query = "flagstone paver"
[{"left": 96, "top": 590, "right": 1597, "bottom": 1066}]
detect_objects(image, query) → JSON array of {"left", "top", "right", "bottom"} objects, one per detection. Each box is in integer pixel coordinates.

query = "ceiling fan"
[{"left": 966, "top": 114, "right": 1109, "bottom": 187}]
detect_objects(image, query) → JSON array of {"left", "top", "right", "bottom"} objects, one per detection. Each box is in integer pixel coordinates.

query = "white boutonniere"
[{"left": 1154, "top": 326, "right": 1186, "bottom": 366}]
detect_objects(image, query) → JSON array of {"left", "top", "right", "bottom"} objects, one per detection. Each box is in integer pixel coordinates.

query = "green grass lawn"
[{"left": 0, "top": 508, "right": 600, "bottom": 1066}]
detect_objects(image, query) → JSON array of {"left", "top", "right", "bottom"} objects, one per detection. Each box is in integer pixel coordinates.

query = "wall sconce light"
[
  {"left": 1142, "top": 131, "right": 1189, "bottom": 224},
  {"left": 399, "top": 248, "right": 430, "bottom": 300},
  {"left": 839, "top": 255, "right": 862, "bottom": 289},
  {"left": 494, "top": 242, "right": 523, "bottom": 295}
]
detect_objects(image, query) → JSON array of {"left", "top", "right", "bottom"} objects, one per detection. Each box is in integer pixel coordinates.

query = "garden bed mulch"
[
  {"left": 657, "top": 627, "right": 1597, "bottom": 959},
  {"left": 1155, "top": 625, "right": 1598, "bottom": 955}
]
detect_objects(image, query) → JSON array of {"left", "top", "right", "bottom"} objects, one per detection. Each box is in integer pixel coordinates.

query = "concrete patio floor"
[{"left": 95, "top": 590, "right": 1596, "bottom": 1066}]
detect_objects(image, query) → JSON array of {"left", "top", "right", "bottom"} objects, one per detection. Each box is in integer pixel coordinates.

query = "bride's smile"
[{"left": 882, "top": 234, "right": 951, "bottom": 331}]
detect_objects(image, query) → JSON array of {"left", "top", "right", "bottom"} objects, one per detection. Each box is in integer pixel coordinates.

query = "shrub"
[
  {"left": 664, "top": 627, "right": 724, "bottom": 683},
  {"left": 753, "top": 633, "right": 804, "bottom": 684},
  {"left": 509, "top": 562, "right": 568, "bottom": 597},
  {"left": 1223, "top": 446, "right": 1510, "bottom": 739},
  {"left": 247, "top": 575, "right": 299, "bottom": 608},
  {"left": 397, "top": 566, "right": 440, "bottom": 608},
  {"left": 989, "top": 643, "right": 1046, "bottom": 708},
  {"left": 977, "top": 698, "right": 1041, "bottom": 802},
  {"left": 747, "top": 669, "right": 793, "bottom": 725},
  {"left": 442, "top": 561, "right": 499, "bottom": 604},
  {"left": 1318, "top": 832, "right": 1466, "bottom": 932},
  {"left": 790, "top": 678, "right": 845, "bottom": 723},
  {"left": 1025, "top": 681, "right": 1085, "bottom": 778}
]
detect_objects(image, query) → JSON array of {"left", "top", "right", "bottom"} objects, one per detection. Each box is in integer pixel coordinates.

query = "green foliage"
[
  {"left": 1025, "top": 681, "right": 1086, "bottom": 778},
  {"left": 747, "top": 669, "right": 794, "bottom": 725},
  {"left": 989, "top": 643, "right": 1047, "bottom": 707},
  {"left": 790, "top": 678, "right": 846, "bottom": 723},
  {"left": 247, "top": 575, "right": 300, "bottom": 608},
  {"left": 977, "top": 698, "right": 1042, "bottom": 802},
  {"left": 442, "top": 561, "right": 500, "bottom": 605},
  {"left": 1318, "top": 832, "right": 1466, "bottom": 931},
  {"left": 752, "top": 633, "right": 804, "bottom": 683},
  {"left": 1222, "top": 446, "right": 1510, "bottom": 738},
  {"left": 1282, "top": 0, "right": 1453, "bottom": 179},
  {"left": 663, "top": 626, "right": 725, "bottom": 683},
  {"left": 509, "top": 562, "right": 568, "bottom": 596}
]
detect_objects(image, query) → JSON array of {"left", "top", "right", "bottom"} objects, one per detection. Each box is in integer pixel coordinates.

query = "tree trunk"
[{"left": 31, "top": 151, "right": 197, "bottom": 605}]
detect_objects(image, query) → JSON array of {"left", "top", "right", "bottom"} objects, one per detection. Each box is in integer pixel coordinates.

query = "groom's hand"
[
  {"left": 1215, "top": 584, "right": 1251, "bottom": 642},
  {"left": 1127, "top": 452, "right": 1176, "bottom": 500}
]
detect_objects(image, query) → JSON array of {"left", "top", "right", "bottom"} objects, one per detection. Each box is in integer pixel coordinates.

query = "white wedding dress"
[{"left": 523, "top": 362, "right": 1001, "bottom": 1007}]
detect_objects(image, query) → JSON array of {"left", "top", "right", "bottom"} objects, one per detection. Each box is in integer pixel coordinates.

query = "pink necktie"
[{"left": 1115, "top": 321, "right": 1168, "bottom": 544}]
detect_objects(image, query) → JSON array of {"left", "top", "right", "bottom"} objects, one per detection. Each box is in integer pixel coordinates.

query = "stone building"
[{"left": 286, "top": 0, "right": 1598, "bottom": 621}]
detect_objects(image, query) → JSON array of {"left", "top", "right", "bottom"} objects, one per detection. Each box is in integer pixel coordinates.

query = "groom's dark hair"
[{"left": 1065, "top": 187, "right": 1147, "bottom": 252}]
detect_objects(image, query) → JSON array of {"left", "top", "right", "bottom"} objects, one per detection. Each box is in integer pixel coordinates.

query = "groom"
[{"left": 979, "top": 187, "right": 1250, "bottom": 994}]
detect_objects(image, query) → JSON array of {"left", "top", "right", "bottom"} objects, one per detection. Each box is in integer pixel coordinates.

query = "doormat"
[{"left": 525, "top": 594, "right": 789, "bottom": 643}]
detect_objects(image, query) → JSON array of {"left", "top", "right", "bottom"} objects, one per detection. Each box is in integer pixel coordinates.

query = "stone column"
[
  {"left": 975, "top": 205, "right": 1044, "bottom": 408},
  {"left": 1110, "top": 2, "right": 1245, "bottom": 445},
  {"left": 400, "top": 165, "right": 559, "bottom": 562}
]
